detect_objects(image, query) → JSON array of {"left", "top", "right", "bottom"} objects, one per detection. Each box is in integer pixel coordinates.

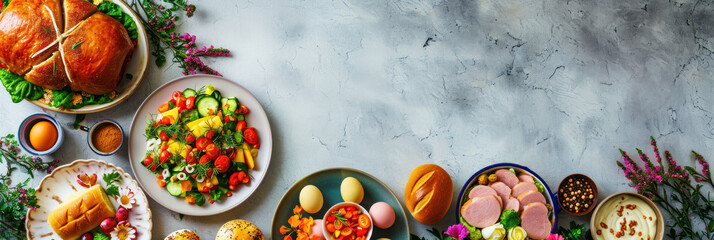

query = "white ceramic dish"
[
  {"left": 27, "top": 0, "right": 149, "bottom": 114},
  {"left": 128, "top": 74, "right": 273, "bottom": 216},
  {"left": 25, "top": 159, "right": 152, "bottom": 240},
  {"left": 322, "top": 202, "right": 373, "bottom": 240}
]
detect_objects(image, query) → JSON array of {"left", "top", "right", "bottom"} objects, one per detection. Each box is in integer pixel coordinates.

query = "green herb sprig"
[
  {"left": 103, "top": 171, "right": 123, "bottom": 197},
  {"left": 0, "top": 134, "right": 59, "bottom": 239}
]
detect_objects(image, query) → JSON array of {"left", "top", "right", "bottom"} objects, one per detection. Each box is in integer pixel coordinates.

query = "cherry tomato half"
[
  {"left": 244, "top": 127, "right": 259, "bottom": 145},
  {"left": 358, "top": 214, "right": 370, "bottom": 229},
  {"left": 186, "top": 96, "right": 196, "bottom": 109},
  {"left": 158, "top": 103, "right": 170, "bottom": 113},
  {"left": 172, "top": 91, "right": 182, "bottom": 102},
  {"left": 159, "top": 131, "right": 169, "bottom": 141}
]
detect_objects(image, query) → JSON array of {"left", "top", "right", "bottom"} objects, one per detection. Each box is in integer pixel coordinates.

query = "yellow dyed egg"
[
  {"left": 299, "top": 185, "right": 324, "bottom": 214},
  {"left": 340, "top": 177, "right": 364, "bottom": 204},
  {"left": 376, "top": 239, "right": 392, "bottom": 240},
  {"left": 29, "top": 121, "right": 57, "bottom": 151}
]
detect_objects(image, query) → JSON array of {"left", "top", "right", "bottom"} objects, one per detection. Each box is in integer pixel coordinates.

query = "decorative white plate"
[
  {"left": 128, "top": 74, "right": 273, "bottom": 216},
  {"left": 27, "top": 0, "right": 150, "bottom": 114},
  {"left": 25, "top": 159, "right": 153, "bottom": 240}
]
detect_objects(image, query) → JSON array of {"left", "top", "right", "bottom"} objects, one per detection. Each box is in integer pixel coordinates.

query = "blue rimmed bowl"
[
  {"left": 18, "top": 113, "right": 64, "bottom": 155},
  {"left": 86, "top": 119, "right": 124, "bottom": 156},
  {"left": 457, "top": 163, "right": 560, "bottom": 233}
]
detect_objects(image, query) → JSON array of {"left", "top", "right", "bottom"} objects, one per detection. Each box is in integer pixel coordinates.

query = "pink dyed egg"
[
  {"left": 312, "top": 219, "right": 325, "bottom": 239},
  {"left": 369, "top": 202, "right": 395, "bottom": 229}
]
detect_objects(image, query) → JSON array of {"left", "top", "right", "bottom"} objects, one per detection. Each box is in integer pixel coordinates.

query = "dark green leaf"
[
  {"left": 73, "top": 114, "right": 85, "bottom": 129},
  {"left": 51, "top": 89, "right": 74, "bottom": 108},
  {"left": 0, "top": 68, "right": 43, "bottom": 102},
  {"left": 105, "top": 185, "right": 119, "bottom": 197},
  {"left": 190, "top": 192, "right": 205, "bottom": 206},
  {"left": 103, "top": 171, "right": 122, "bottom": 185},
  {"left": 98, "top": 2, "right": 138, "bottom": 40}
]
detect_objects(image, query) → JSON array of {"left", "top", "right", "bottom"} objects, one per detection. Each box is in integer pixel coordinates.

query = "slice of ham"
[
  {"left": 504, "top": 197, "right": 520, "bottom": 211},
  {"left": 469, "top": 185, "right": 498, "bottom": 199},
  {"left": 520, "top": 202, "right": 552, "bottom": 240},
  {"left": 489, "top": 182, "right": 512, "bottom": 207},
  {"left": 495, "top": 169, "right": 520, "bottom": 188},
  {"left": 512, "top": 182, "right": 538, "bottom": 198},
  {"left": 517, "top": 190, "right": 547, "bottom": 211},
  {"left": 461, "top": 195, "right": 502, "bottom": 228},
  {"left": 518, "top": 174, "right": 534, "bottom": 183}
]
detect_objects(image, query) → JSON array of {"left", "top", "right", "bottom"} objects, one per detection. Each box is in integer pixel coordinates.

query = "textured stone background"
[{"left": 2, "top": 0, "right": 713, "bottom": 239}]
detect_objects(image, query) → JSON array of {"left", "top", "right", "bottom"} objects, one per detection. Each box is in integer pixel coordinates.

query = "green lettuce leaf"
[
  {"left": 51, "top": 89, "right": 73, "bottom": 108},
  {"left": 0, "top": 69, "right": 43, "bottom": 103},
  {"left": 98, "top": 1, "right": 138, "bottom": 40},
  {"left": 460, "top": 214, "right": 483, "bottom": 240}
]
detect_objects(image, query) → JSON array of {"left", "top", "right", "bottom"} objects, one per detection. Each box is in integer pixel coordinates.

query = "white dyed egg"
[
  {"left": 311, "top": 219, "right": 325, "bottom": 239},
  {"left": 340, "top": 177, "right": 364, "bottom": 204},
  {"left": 299, "top": 185, "right": 324, "bottom": 214},
  {"left": 369, "top": 202, "right": 396, "bottom": 229}
]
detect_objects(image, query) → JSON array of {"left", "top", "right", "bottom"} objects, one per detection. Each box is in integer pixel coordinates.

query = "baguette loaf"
[
  {"left": 404, "top": 164, "right": 453, "bottom": 225},
  {"left": 48, "top": 184, "right": 116, "bottom": 239}
]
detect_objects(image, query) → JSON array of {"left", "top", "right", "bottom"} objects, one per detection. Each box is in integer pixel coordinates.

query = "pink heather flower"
[
  {"left": 445, "top": 223, "right": 469, "bottom": 240},
  {"left": 546, "top": 234, "right": 565, "bottom": 240}
]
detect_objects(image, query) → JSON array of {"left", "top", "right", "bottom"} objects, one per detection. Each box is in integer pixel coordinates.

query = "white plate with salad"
[{"left": 128, "top": 74, "right": 272, "bottom": 216}]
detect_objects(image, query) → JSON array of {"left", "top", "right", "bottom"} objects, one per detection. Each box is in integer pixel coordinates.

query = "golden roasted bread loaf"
[
  {"left": 48, "top": 184, "right": 116, "bottom": 240},
  {"left": 165, "top": 229, "right": 202, "bottom": 240},
  {"left": 215, "top": 219, "right": 265, "bottom": 240},
  {"left": 0, "top": 0, "right": 134, "bottom": 95},
  {"left": 404, "top": 164, "right": 453, "bottom": 225}
]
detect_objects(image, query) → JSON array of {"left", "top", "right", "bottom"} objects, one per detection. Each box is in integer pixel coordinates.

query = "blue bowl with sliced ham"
[{"left": 457, "top": 163, "right": 560, "bottom": 240}]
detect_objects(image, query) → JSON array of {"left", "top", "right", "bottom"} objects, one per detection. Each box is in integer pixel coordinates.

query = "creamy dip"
[{"left": 594, "top": 195, "right": 657, "bottom": 240}]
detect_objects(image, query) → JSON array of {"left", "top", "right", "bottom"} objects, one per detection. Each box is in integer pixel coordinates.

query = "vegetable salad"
[{"left": 142, "top": 84, "right": 260, "bottom": 205}]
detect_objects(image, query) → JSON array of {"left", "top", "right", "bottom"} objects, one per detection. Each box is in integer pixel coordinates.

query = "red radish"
[
  {"left": 115, "top": 206, "right": 129, "bottom": 222},
  {"left": 80, "top": 233, "right": 93, "bottom": 240},
  {"left": 100, "top": 217, "right": 117, "bottom": 234}
]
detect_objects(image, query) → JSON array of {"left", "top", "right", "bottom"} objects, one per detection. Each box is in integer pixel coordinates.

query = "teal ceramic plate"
[{"left": 271, "top": 168, "right": 409, "bottom": 240}]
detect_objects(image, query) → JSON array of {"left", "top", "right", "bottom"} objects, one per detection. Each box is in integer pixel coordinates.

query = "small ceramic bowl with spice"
[
  {"left": 557, "top": 173, "right": 598, "bottom": 216},
  {"left": 18, "top": 113, "right": 64, "bottom": 155},
  {"left": 83, "top": 119, "right": 124, "bottom": 156}
]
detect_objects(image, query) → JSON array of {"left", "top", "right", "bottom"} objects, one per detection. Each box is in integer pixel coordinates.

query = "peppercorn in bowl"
[{"left": 557, "top": 174, "right": 598, "bottom": 216}]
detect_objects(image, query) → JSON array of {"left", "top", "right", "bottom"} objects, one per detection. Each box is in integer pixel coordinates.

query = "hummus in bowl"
[{"left": 590, "top": 192, "right": 663, "bottom": 240}]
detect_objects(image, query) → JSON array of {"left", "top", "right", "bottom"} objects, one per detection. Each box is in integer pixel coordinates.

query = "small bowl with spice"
[
  {"left": 557, "top": 173, "right": 598, "bottom": 216},
  {"left": 85, "top": 119, "right": 124, "bottom": 156},
  {"left": 590, "top": 192, "right": 663, "bottom": 240},
  {"left": 18, "top": 113, "right": 64, "bottom": 155}
]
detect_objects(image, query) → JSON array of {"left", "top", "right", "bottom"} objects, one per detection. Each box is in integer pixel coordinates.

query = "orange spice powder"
[{"left": 92, "top": 123, "right": 122, "bottom": 153}]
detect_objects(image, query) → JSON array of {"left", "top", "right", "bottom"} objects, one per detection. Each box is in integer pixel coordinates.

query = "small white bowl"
[{"left": 322, "top": 202, "right": 373, "bottom": 240}]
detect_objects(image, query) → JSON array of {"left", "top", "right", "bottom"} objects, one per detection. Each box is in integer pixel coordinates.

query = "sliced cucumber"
[
  {"left": 222, "top": 97, "right": 239, "bottom": 113},
  {"left": 166, "top": 181, "right": 182, "bottom": 196},
  {"left": 182, "top": 88, "right": 197, "bottom": 97},
  {"left": 197, "top": 97, "right": 219, "bottom": 117},
  {"left": 220, "top": 98, "right": 228, "bottom": 112},
  {"left": 211, "top": 90, "right": 222, "bottom": 102}
]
